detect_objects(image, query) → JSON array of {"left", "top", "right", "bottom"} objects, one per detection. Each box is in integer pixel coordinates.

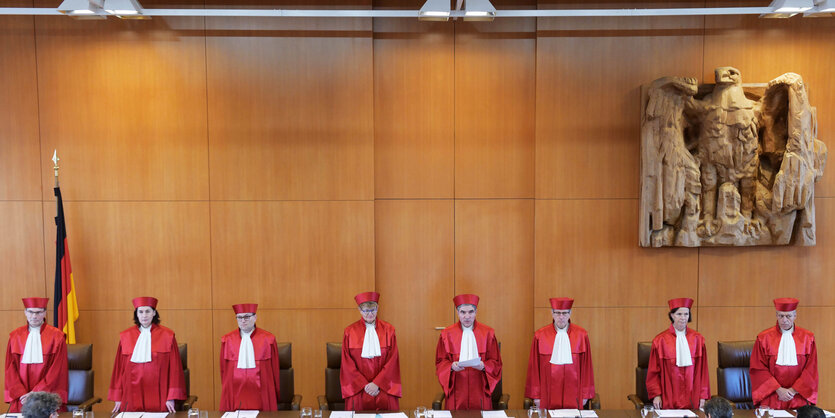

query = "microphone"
[{"left": 5, "top": 399, "right": 14, "bottom": 417}]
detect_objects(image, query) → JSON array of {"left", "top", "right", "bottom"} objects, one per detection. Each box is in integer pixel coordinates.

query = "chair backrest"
[
  {"left": 67, "top": 344, "right": 94, "bottom": 411},
  {"left": 717, "top": 341, "right": 754, "bottom": 409},
  {"left": 175, "top": 343, "right": 190, "bottom": 411},
  {"left": 635, "top": 341, "right": 652, "bottom": 404},
  {"left": 277, "top": 342, "right": 296, "bottom": 410},
  {"left": 325, "top": 342, "right": 345, "bottom": 410}
]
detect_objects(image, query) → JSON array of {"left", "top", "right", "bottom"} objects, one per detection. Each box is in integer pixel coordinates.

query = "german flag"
[{"left": 53, "top": 186, "right": 79, "bottom": 344}]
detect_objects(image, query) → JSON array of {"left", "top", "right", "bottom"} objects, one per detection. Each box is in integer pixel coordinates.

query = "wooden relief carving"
[{"left": 640, "top": 67, "right": 827, "bottom": 247}]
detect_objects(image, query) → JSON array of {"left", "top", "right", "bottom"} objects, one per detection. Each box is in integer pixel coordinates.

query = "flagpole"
[{"left": 52, "top": 150, "right": 59, "bottom": 217}]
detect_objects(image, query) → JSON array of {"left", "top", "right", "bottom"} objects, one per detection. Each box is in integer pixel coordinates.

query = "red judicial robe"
[
  {"left": 646, "top": 325, "right": 710, "bottom": 409},
  {"left": 750, "top": 325, "right": 818, "bottom": 408},
  {"left": 4, "top": 324, "right": 68, "bottom": 412},
  {"left": 219, "top": 327, "right": 281, "bottom": 411},
  {"left": 525, "top": 323, "right": 595, "bottom": 409},
  {"left": 108, "top": 324, "right": 186, "bottom": 412},
  {"left": 340, "top": 319, "right": 401, "bottom": 411},
  {"left": 435, "top": 321, "right": 502, "bottom": 410}
]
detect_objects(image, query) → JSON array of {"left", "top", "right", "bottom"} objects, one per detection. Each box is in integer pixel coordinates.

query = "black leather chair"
[
  {"left": 277, "top": 342, "right": 303, "bottom": 410},
  {"left": 717, "top": 341, "right": 754, "bottom": 409},
  {"left": 432, "top": 342, "right": 509, "bottom": 410},
  {"left": 317, "top": 342, "right": 345, "bottom": 411},
  {"left": 627, "top": 342, "right": 652, "bottom": 409},
  {"left": 67, "top": 344, "right": 102, "bottom": 412},
  {"left": 175, "top": 343, "right": 198, "bottom": 411}
]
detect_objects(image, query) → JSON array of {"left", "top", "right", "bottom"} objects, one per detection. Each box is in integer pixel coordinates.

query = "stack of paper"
[
  {"left": 221, "top": 411, "right": 259, "bottom": 418},
  {"left": 654, "top": 410, "right": 698, "bottom": 417},
  {"left": 431, "top": 411, "right": 453, "bottom": 418},
  {"left": 329, "top": 412, "right": 354, "bottom": 418},
  {"left": 379, "top": 413, "right": 409, "bottom": 418},
  {"left": 482, "top": 411, "right": 508, "bottom": 418},
  {"left": 767, "top": 411, "right": 794, "bottom": 418}
]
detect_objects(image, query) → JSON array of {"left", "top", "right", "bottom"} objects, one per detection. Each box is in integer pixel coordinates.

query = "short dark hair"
[
  {"left": 797, "top": 405, "right": 825, "bottom": 418},
  {"left": 669, "top": 307, "right": 693, "bottom": 323},
  {"left": 133, "top": 308, "right": 161, "bottom": 326},
  {"left": 703, "top": 397, "right": 733, "bottom": 418},
  {"left": 21, "top": 392, "right": 61, "bottom": 418}
]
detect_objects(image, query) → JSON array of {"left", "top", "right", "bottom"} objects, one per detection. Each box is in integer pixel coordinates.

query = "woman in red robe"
[
  {"left": 646, "top": 298, "right": 710, "bottom": 410},
  {"left": 340, "top": 292, "right": 401, "bottom": 411},
  {"left": 4, "top": 297, "right": 68, "bottom": 413},
  {"left": 109, "top": 297, "right": 186, "bottom": 413}
]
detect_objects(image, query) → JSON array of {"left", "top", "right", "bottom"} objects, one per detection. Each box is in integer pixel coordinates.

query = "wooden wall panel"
[
  {"left": 703, "top": 5, "right": 835, "bottom": 198},
  {"left": 211, "top": 201, "right": 375, "bottom": 309},
  {"left": 206, "top": 13, "right": 373, "bottom": 201},
  {"left": 211, "top": 309, "right": 358, "bottom": 410},
  {"left": 454, "top": 14, "right": 536, "bottom": 199},
  {"left": 455, "top": 199, "right": 534, "bottom": 409},
  {"left": 373, "top": 14, "right": 454, "bottom": 199},
  {"left": 699, "top": 198, "right": 834, "bottom": 307},
  {"left": 41, "top": 202, "right": 212, "bottom": 310},
  {"left": 535, "top": 306, "right": 676, "bottom": 409},
  {"left": 0, "top": 202, "right": 46, "bottom": 310},
  {"left": 34, "top": 13, "right": 209, "bottom": 201},
  {"left": 375, "top": 200, "right": 454, "bottom": 408},
  {"left": 536, "top": 199, "right": 699, "bottom": 307},
  {"left": 535, "top": 1, "right": 704, "bottom": 199},
  {"left": 0, "top": 11, "right": 41, "bottom": 201}
]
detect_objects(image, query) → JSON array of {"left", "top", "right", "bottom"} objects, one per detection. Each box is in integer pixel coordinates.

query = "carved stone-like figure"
[{"left": 640, "top": 67, "right": 827, "bottom": 247}]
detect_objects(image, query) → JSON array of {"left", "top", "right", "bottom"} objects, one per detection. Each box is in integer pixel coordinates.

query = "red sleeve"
[
  {"left": 108, "top": 340, "right": 125, "bottom": 401},
  {"left": 697, "top": 337, "right": 710, "bottom": 400},
  {"left": 482, "top": 331, "right": 502, "bottom": 396},
  {"left": 166, "top": 335, "right": 187, "bottom": 401},
  {"left": 32, "top": 334, "right": 68, "bottom": 403},
  {"left": 435, "top": 333, "right": 453, "bottom": 397},
  {"left": 580, "top": 332, "right": 595, "bottom": 400},
  {"left": 340, "top": 327, "right": 369, "bottom": 398},
  {"left": 750, "top": 335, "right": 780, "bottom": 405},
  {"left": 269, "top": 338, "right": 282, "bottom": 403},
  {"left": 4, "top": 335, "right": 26, "bottom": 403},
  {"left": 371, "top": 326, "right": 401, "bottom": 397},
  {"left": 646, "top": 338, "right": 663, "bottom": 400},
  {"left": 792, "top": 335, "right": 818, "bottom": 403},
  {"left": 524, "top": 333, "right": 541, "bottom": 400}
]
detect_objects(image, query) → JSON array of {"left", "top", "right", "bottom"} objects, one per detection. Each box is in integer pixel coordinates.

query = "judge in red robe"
[
  {"left": 4, "top": 297, "right": 68, "bottom": 413},
  {"left": 750, "top": 298, "right": 818, "bottom": 409},
  {"left": 435, "top": 294, "right": 502, "bottom": 410},
  {"left": 219, "top": 303, "right": 281, "bottom": 411},
  {"left": 646, "top": 298, "right": 710, "bottom": 410},
  {"left": 525, "top": 297, "right": 594, "bottom": 410},
  {"left": 109, "top": 297, "right": 186, "bottom": 413},
  {"left": 340, "top": 292, "right": 401, "bottom": 411}
]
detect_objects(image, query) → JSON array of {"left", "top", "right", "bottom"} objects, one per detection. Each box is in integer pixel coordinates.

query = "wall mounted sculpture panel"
[{"left": 640, "top": 67, "right": 827, "bottom": 247}]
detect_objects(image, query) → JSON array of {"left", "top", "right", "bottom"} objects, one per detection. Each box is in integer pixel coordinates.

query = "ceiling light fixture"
[
  {"left": 760, "top": 0, "right": 814, "bottom": 17},
  {"left": 103, "top": 0, "right": 148, "bottom": 19},
  {"left": 57, "top": 0, "right": 105, "bottom": 19},
  {"left": 463, "top": 0, "right": 496, "bottom": 21},
  {"left": 419, "top": 0, "right": 450, "bottom": 21}
]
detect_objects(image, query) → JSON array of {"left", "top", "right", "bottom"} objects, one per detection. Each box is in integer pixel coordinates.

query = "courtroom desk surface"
[{"left": 57, "top": 410, "right": 762, "bottom": 418}]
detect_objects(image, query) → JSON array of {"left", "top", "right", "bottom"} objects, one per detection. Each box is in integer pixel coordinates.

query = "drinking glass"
[
  {"left": 641, "top": 405, "right": 654, "bottom": 418},
  {"left": 426, "top": 410, "right": 434, "bottom": 418},
  {"left": 302, "top": 407, "right": 313, "bottom": 418},
  {"left": 73, "top": 410, "right": 84, "bottom": 418},
  {"left": 414, "top": 406, "right": 427, "bottom": 418},
  {"left": 528, "top": 406, "right": 541, "bottom": 418},
  {"left": 314, "top": 410, "right": 323, "bottom": 418}
]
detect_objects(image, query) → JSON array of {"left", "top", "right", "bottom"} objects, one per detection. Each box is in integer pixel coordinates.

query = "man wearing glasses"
[
  {"left": 4, "top": 297, "right": 68, "bottom": 412},
  {"left": 525, "top": 298, "right": 595, "bottom": 410},
  {"left": 340, "top": 292, "right": 401, "bottom": 411},
  {"left": 219, "top": 303, "right": 281, "bottom": 411}
]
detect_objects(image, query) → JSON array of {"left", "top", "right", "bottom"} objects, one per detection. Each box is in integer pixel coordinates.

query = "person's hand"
[
  {"left": 451, "top": 362, "right": 464, "bottom": 372},
  {"left": 776, "top": 387, "right": 795, "bottom": 402},
  {"left": 166, "top": 400, "right": 176, "bottom": 413},
  {"left": 653, "top": 396, "right": 662, "bottom": 409},
  {"left": 20, "top": 392, "right": 31, "bottom": 405},
  {"left": 699, "top": 399, "right": 706, "bottom": 409},
  {"left": 112, "top": 401, "right": 122, "bottom": 413},
  {"left": 472, "top": 361, "right": 485, "bottom": 371},
  {"left": 365, "top": 382, "right": 380, "bottom": 397}
]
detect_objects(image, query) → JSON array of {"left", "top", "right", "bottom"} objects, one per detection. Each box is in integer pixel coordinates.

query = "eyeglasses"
[
  {"left": 552, "top": 311, "right": 571, "bottom": 316},
  {"left": 25, "top": 310, "right": 46, "bottom": 315},
  {"left": 360, "top": 309, "right": 378, "bottom": 314},
  {"left": 236, "top": 314, "right": 255, "bottom": 321}
]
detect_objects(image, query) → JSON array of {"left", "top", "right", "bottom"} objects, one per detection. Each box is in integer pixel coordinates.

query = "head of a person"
[
  {"left": 20, "top": 391, "right": 61, "bottom": 418},
  {"left": 355, "top": 292, "right": 380, "bottom": 324},
  {"left": 703, "top": 396, "right": 733, "bottom": 418},
  {"left": 774, "top": 298, "right": 799, "bottom": 331},
  {"left": 132, "top": 297, "right": 160, "bottom": 328},
  {"left": 233, "top": 303, "right": 258, "bottom": 333},
  {"left": 668, "top": 298, "right": 694, "bottom": 331},
  {"left": 453, "top": 294, "right": 479, "bottom": 328},
  {"left": 796, "top": 405, "right": 826, "bottom": 418},
  {"left": 550, "top": 297, "right": 573, "bottom": 329},
  {"left": 22, "top": 297, "right": 49, "bottom": 329}
]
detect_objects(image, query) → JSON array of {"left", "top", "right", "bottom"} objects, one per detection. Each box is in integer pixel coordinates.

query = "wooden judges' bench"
[{"left": 57, "top": 410, "right": 774, "bottom": 418}]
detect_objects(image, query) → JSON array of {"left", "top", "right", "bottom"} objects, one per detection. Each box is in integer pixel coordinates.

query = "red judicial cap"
[
  {"left": 354, "top": 292, "right": 380, "bottom": 305},
  {"left": 132, "top": 296, "right": 158, "bottom": 309},
  {"left": 773, "top": 298, "right": 799, "bottom": 311},
  {"left": 453, "top": 294, "right": 479, "bottom": 308},
  {"left": 22, "top": 297, "right": 48, "bottom": 309},
  {"left": 233, "top": 303, "right": 258, "bottom": 314},
  {"left": 668, "top": 298, "right": 694, "bottom": 310},
  {"left": 550, "top": 297, "right": 574, "bottom": 310}
]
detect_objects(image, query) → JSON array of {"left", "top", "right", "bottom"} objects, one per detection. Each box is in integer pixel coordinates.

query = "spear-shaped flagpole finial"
[{"left": 52, "top": 149, "right": 60, "bottom": 187}]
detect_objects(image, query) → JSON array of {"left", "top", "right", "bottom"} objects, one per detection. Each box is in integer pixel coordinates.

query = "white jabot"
[
  {"left": 550, "top": 326, "right": 573, "bottom": 365},
  {"left": 675, "top": 328, "right": 693, "bottom": 367},
  {"left": 130, "top": 326, "right": 152, "bottom": 363},
  {"left": 458, "top": 325, "right": 479, "bottom": 362},
  {"left": 776, "top": 326, "right": 798, "bottom": 366},
  {"left": 21, "top": 326, "right": 44, "bottom": 364},
  {"left": 237, "top": 329, "right": 256, "bottom": 369},
  {"left": 361, "top": 322, "right": 382, "bottom": 359}
]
